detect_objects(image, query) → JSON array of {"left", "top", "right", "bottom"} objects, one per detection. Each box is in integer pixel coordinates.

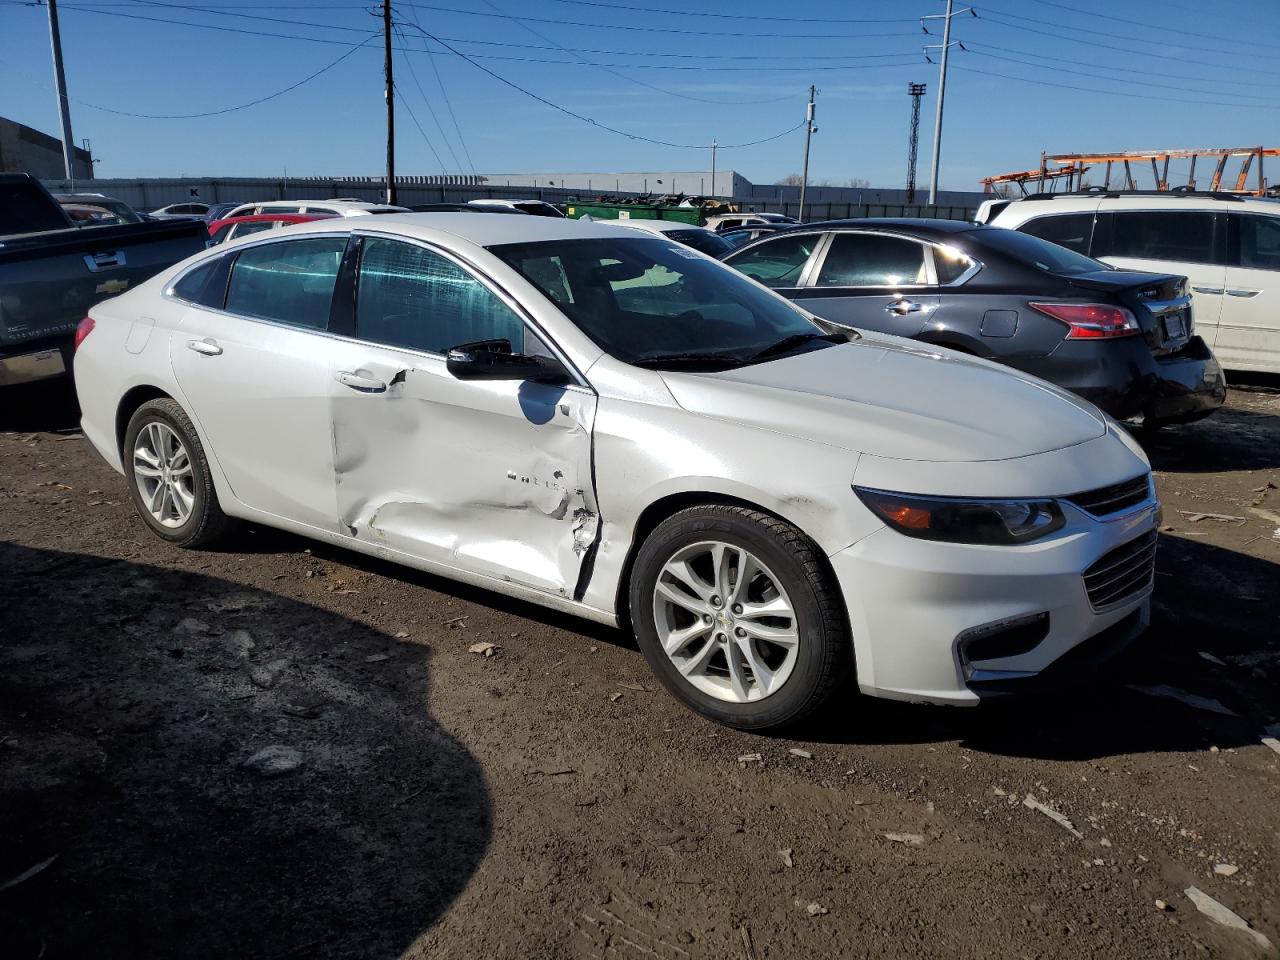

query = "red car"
[{"left": 206, "top": 213, "right": 334, "bottom": 245}]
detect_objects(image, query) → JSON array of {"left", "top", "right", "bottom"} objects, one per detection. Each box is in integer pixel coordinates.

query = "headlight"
[{"left": 854, "top": 487, "right": 1065, "bottom": 545}]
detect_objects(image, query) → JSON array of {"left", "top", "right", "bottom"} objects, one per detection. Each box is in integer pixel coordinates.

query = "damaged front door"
[{"left": 330, "top": 235, "right": 600, "bottom": 598}]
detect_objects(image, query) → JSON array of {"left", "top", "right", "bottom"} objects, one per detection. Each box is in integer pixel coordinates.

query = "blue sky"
[{"left": 2, "top": 0, "right": 1277, "bottom": 191}]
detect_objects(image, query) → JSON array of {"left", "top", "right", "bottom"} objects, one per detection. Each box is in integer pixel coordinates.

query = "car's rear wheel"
[
  {"left": 630, "top": 504, "right": 851, "bottom": 730},
  {"left": 123, "top": 398, "right": 231, "bottom": 547}
]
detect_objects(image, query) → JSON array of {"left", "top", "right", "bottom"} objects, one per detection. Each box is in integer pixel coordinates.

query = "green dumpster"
[{"left": 562, "top": 200, "right": 703, "bottom": 226}]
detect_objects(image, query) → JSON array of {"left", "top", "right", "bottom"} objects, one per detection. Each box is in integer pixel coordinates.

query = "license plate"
[{"left": 1164, "top": 314, "right": 1185, "bottom": 340}]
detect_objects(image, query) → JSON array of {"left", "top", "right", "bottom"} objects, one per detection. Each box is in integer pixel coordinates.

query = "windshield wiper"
[
  {"left": 748, "top": 332, "right": 846, "bottom": 362},
  {"left": 631, "top": 351, "right": 746, "bottom": 369}
]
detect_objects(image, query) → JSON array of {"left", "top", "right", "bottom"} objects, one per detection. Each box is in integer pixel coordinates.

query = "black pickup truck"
[{"left": 0, "top": 173, "right": 209, "bottom": 386}]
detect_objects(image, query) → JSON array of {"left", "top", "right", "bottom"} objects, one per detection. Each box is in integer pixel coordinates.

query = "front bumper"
[
  {"left": 829, "top": 497, "right": 1158, "bottom": 705},
  {"left": 1018, "top": 335, "right": 1226, "bottom": 423}
]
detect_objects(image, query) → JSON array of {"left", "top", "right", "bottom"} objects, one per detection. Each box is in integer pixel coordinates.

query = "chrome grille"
[
  {"left": 1083, "top": 530, "right": 1157, "bottom": 610},
  {"left": 1065, "top": 474, "right": 1152, "bottom": 517}
]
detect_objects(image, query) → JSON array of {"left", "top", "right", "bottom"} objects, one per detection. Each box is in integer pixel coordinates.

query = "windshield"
[
  {"left": 489, "top": 236, "right": 827, "bottom": 367},
  {"left": 666, "top": 229, "right": 733, "bottom": 258},
  {"left": 968, "top": 226, "right": 1108, "bottom": 276}
]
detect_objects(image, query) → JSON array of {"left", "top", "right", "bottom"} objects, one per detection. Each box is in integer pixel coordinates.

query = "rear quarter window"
[{"left": 1018, "top": 213, "right": 1095, "bottom": 254}]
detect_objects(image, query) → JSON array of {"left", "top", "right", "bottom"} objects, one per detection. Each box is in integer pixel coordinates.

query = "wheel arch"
[
  {"left": 115, "top": 385, "right": 175, "bottom": 456},
  {"left": 612, "top": 490, "right": 849, "bottom": 640}
]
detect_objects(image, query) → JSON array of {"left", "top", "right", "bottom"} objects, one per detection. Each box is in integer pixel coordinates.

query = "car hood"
[{"left": 660, "top": 338, "right": 1107, "bottom": 462}]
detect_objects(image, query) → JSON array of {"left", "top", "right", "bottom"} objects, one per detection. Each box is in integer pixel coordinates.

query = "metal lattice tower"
[{"left": 906, "top": 82, "right": 927, "bottom": 203}]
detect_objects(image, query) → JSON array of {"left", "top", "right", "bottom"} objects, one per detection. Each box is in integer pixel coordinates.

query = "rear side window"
[
  {"left": 726, "top": 233, "right": 820, "bottom": 288},
  {"left": 1094, "top": 211, "right": 1218, "bottom": 265},
  {"left": 171, "top": 259, "right": 219, "bottom": 304},
  {"left": 666, "top": 229, "right": 733, "bottom": 258},
  {"left": 816, "top": 233, "right": 928, "bottom": 287},
  {"left": 225, "top": 237, "right": 347, "bottom": 329},
  {"left": 230, "top": 221, "right": 277, "bottom": 240},
  {"left": 355, "top": 237, "right": 526, "bottom": 353},
  {"left": 1018, "top": 213, "right": 1094, "bottom": 254},
  {"left": 1232, "top": 213, "right": 1280, "bottom": 270}
]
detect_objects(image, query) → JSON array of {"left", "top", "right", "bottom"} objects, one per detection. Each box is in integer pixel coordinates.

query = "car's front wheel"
[
  {"left": 630, "top": 504, "right": 851, "bottom": 730},
  {"left": 123, "top": 398, "right": 231, "bottom": 547}
]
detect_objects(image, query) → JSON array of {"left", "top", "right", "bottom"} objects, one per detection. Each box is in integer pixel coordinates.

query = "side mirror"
[{"left": 446, "top": 339, "right": 571, "bottom": 385}]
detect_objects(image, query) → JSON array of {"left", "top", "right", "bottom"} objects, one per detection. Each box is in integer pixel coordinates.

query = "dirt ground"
[{"left": 1, "top": 380, "right": 1277, "bottom": 960}]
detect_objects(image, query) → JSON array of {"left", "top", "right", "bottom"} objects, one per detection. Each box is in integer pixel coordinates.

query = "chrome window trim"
[
  {"left": 161, "top": 227, "right": 593, "bottom": 391},
  {"left": 801, "top": 229, "right": 985, "bottom": 290}
]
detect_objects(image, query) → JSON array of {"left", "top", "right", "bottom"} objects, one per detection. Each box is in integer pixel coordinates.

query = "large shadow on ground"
[
  {"left": 0, "top": 379, "right": 81, "bottom": 434},
  {"left": 0, "top": 543, "right": 490, "bottom": 960},
  {"left": 805, "top": 534, "right": 1279, "bottom": 761}
]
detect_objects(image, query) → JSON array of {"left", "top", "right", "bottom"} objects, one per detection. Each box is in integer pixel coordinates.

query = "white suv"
[
  {"left": 223, "top": 199, "right": 410, "bottom": 219},
  {"left": 986, "top": 192, "right": 1280, "bottom": 375}
]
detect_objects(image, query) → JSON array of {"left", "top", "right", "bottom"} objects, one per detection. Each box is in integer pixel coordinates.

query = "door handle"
[
  {"left": 1191, "top": 286, "right": 1225, "bottom": 295},
  {"left": 885, "top": 299, "right": 923, "bottom": 316},
  {"left": 334, "top": 370, "right": 387, "bottom": 393},
  {"left": 186, "top": 338, "right": 222, "bottom": 356},
  {"left": 1225, "top": 288, "right": 1261, "bottom": 298}
]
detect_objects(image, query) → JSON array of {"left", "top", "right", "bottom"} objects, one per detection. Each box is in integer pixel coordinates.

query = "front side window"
[
  {"left": 816, "top": 233, "right": 928, "bottom": 287},
  {"left": 491, "top": 236, "right": 824, "bottom": 367},
  {"left": 225, "top": 236, "right": 347, "bottom": 329},
  {"left": 724, "top": 233, "right": 821, "bottom": 288},
  {"left": 1233, "top": 213, "right": 1280, "bottom": 270},
  {"left": 355, "top": 237, "right": 526, "bottom": 354},
  {"left": 1095, "top": 211, "right": 1218, "bottom": 264},
  {"left": 1018, "top": 213, "right": 1095, "bottom": 254}
]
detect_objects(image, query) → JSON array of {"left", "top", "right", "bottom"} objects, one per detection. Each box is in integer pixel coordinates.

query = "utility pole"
[
  {"left": 710, "top": 139, "right": 717, "bottom": 198},
  {"left": 905, "top": 82, "right": 926, "bottom": 204},
  {"left": 923, "top": 1, "right": 973, "bottom": 206},
  {"left": 383, "top": 0, "right": 396, "bottom": 204},
  {"left": 46, "top": 0, "right": 76, "bottom": 180},
  {"left": 798, "top": 85, "right": 816, "bottom": 222}
]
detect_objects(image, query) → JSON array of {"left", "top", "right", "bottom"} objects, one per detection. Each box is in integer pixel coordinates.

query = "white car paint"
[
  {"left": 990, "top": 193, "right": 1280, "bottom": 374},
  {"left": 75, "top": 213, "right": 1156, "bottom": 709}
]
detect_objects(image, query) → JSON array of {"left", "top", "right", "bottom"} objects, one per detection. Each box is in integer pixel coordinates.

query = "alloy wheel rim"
[
  {"left": 652, "top": 540, "right": 800, "bottom": 703},
  {"left": 132, "top": 421, "right": 194, "bottom": 529}
]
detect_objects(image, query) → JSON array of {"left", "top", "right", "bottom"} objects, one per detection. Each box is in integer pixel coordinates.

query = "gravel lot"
[{"left": 1, "top": 381, "right": 1277, "bottom": 960}]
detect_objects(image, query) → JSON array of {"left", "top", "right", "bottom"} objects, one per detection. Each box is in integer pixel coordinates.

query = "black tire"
[
  {"left": 123, "top": 398, "right": 232, "bottom": 548},
  {"left": 629, "top": 504, "right": 851, "bottom": 731}
]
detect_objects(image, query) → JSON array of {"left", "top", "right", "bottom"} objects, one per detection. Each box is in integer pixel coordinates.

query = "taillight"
[
  {"left": 74, "top": 316, "right": 95, "bottom": 350},
  {"left": 1029, "top": 302, "right": 1140, "bottom": 339}
]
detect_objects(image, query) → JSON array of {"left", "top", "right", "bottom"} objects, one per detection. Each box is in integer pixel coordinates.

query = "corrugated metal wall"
[{"left": 40, "top": 177, "right": 975, "bottom": 222}]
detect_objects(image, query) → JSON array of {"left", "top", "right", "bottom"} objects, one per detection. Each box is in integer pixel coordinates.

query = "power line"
[
  {"left": 963, "top": 39, "right": 1268, "bottom": 88},
  {"left": 975, "top": 3, "right": 1280, "bottom": 63},
  {"left": 972, "top": 9, "right": 1280, "bottom": 81},
  {"left": 51, "top": 4, "right": 928, "bottom": 74},
  {"left": 966, "top": 49, "right": 1280, "bottom": 106},
  {"left": 542, "top": 0, "right": 918, "bottom": 23},
  {"left": 953, "top": 63, "right": 1266, "bottom": 109},
  {"left": 467, "top": 0, "right": 796, "bottom": 106},
  {"left": 393, "top": 87, "right": 447, "bottom": 174},
  {"left": 75, "top": 32, "right": 379, "bottom": 118},
  {"left": 396, "top": 2, "right": 920, "bottom": 40},
  {"left": 402, "top": 8, "right": 475, "bottom": 176},
  {"left": 1022, "top": 0, "right": 1280, "bottom": 54},
  {"left": 397, "top": 20, "right": 807, "bottom": 150},
  {"left": 393, "top": 21, "right": 467, "bottom": 174}
]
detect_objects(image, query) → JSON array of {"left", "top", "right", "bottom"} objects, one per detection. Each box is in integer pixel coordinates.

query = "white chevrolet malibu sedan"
[{"left": 74, "top": 214, "right": 1159, "bottom": 729}]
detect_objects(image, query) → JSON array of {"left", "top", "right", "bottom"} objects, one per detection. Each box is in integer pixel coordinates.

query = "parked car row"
[
  {"left": 74, "top": 211, "right": 1169, "bottom": 732},
  {"left": 980, "top": 190, "right": 1280, "bottom": 376},
  {"left": 718, "top": 218, "right": 1226, "bottom": 426}
]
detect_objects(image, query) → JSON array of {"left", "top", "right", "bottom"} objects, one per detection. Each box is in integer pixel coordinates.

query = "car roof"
[
  {"left": 797, "top": 217, "right": 976, "bottom": 234},
  {"left": 597, "top": 218, "right": 705, "bottom": 234},
  {"left": 267, "top": 211, "right": 649, "bottom": 246}
]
